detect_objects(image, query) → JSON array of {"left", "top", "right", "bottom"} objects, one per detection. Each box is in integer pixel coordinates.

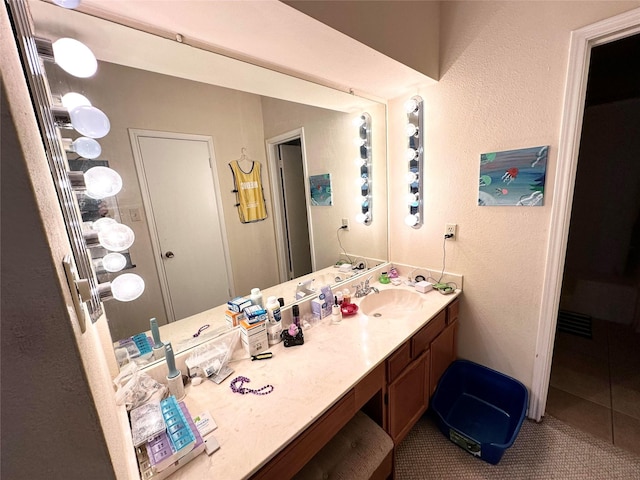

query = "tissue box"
[
  {"left": 415, "top": 281, "right": 433, "bottom": 293},
  {"left": 311, "top": 298, "right": 331, "bottom": 319},
  {"left": 228, "top": 296, "right": 252, "bottom": 313},
  {"left": 225, "top": 310, "right": 245, "bottom": 328},
  {"left": 239, "top": 319, "right": 268, "bottom": 356}
]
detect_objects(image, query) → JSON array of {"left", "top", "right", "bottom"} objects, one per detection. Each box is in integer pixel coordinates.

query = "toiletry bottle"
[
  {"left": 379, "top": 272, "right": 390, "bottom": 284},
  {"left": 332, "top": 297, "right": 342, "bottom": 324},
  {"left": 265, "top": 296, "right": 283, "bottom": 345},
  {"left": 250, "top": 288, "right": 263, "bottom": 308},
  {"left": 343, "top": 288, "right": 351, "bottom": 305},
  {"left": 335, "top": 291, "right": 344, "bottom": 305},
  {"left": 292, "top": 304, "right": 300, "bottom": 328},
  {"left": 150, "top": 317, "right": 165, "bottom": 360},
  {"left": 164, "top": 342, "right": 185, "bottom": 400}
]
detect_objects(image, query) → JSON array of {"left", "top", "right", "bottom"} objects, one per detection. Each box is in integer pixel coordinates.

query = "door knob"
[{"left": 164, "top": 251, "right": 175, "bottom": 258}]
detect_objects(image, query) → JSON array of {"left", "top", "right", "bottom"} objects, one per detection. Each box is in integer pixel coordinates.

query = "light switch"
[{"left": 130, "top": 208, "right": 141, "bottom": 222}]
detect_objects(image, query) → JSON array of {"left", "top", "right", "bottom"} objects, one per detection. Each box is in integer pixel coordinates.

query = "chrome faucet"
[
  {"left": 354, "top": 277, "right": 379, "bottom": 298},
  {"left": 295, "top": 279, "right": 315, "bottom": 299}
]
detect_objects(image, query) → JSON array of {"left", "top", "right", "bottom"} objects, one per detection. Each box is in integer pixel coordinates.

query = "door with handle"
[{"left": 131, "top": 130, "right": 232, "bottom": 323}]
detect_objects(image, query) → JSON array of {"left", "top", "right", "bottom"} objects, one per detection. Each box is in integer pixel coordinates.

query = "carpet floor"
[{"left": 395, "top": 413, "right": 640, "bottom": 479}]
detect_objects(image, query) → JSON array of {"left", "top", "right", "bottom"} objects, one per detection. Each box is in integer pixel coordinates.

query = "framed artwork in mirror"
[{"left": 309, "top": 173, "right": 332, "bottom": 206}]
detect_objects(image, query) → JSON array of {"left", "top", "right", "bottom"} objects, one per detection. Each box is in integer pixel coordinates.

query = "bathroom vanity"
[{"left": 151, "top": 281, "right": 461, "bottom": 480}]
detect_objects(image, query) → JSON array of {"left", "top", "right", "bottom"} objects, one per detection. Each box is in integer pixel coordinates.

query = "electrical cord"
[
  {"left": 336, "top": 226, "right": 354, "bottom": 265},
  {"left": 425, "top": 234, "right": 457, "bottom": 293}
]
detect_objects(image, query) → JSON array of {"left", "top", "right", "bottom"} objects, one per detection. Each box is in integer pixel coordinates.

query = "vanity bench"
[{"left": 162, "top": 291, "right": 460, "bottom": 480}]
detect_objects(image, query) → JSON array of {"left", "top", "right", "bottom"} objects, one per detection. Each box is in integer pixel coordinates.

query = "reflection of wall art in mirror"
[
  {"left": 309, "top": 174, "right": 332, "bottom": 206},
  {"left": 478, "top": 146, "right": 548, "bottom": 207}
]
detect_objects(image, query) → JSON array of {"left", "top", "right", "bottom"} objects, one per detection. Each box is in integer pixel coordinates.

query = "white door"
[
  {"left": 131, "top": 131, "right": 232, "bottom": 322},
  {"left": 279, "top": 143, "right": 312, "bottom": 279}
]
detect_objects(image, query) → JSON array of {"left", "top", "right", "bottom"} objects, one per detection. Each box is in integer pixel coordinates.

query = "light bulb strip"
[
  {"left": 406, "top": 96, "right": 424, "bottom": 229},
  {"left": 7, "top": 0, "right": 103, "bottom": 321},
  {"left": 357, "top": 112, "right": 373, "bottom": 226}
]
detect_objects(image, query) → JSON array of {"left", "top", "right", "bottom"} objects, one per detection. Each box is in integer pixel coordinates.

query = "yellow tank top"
[{"left": 229, "top": 160, "right": 268, "bottom": 223}]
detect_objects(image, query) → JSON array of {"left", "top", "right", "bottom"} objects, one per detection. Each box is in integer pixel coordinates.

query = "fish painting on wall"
[{"left": 478, "top": 145, "right": 548, "bottom": 206}]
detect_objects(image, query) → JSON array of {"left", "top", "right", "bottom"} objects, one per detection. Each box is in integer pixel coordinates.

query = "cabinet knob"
[{"left": 164, "top": 251, "right": 175, "bottom": 259}]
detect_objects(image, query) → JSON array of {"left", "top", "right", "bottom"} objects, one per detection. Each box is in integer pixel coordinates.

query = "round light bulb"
[
  {"left": 98, "top": 223, "right": 135, "bottom": 252},
  {"left": 51, "top": 38, "right": 97, "bottom": 78},
  {"left": 405, "top": 192, "right": 419, "bottom": 206},
  {"left": 92, "top": 217, "right": 117, "bottom": 232},
  {"left": 110, "top": 273, "right": 145, "bottom": 302},
  {"left": 405, "top": 123, "right": 418, "bottom": 137},
  {"left": 68, "top": 105, "right": 110, "bottom": 138},
  {"left": 405, "top": 213, "right": 419, "bottom": 227},
  {"left": 405, "top": 148, "right": 418, "bottom": 161},
  {"left": 404, "top": 98, "right": 419, "bottom": 113},
  {"left": 102, "top": 252, "right": 127, "bottom": 272},
  {"left": 353, "top": 137, "right": 366, "bottom": 147},
  {"left": 406, "top": 171, "right": 418, "bottom": 184},
  {"left": 355, "top": 212, "right": 369, "bottom": 224},
  {"left": 61, "top": 92, "right": 91, "bottom": 110},
  {"left": 354, "top": 157, "right": 367, "bottom": 167},
  {"left": 352, "top": 115, "right": 366, "bottom": 127},
  {"left": 70, "top": 137, "right": 101, "bottom": 159},
  {"left": 52, "top": 0, "right": 82, "bottom": 8},
  {"left": 84, "top": 166, "right": 122, "bottom": 199}
]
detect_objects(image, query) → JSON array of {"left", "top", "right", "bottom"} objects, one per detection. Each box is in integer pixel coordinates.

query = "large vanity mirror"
[{"left": 27, "top": 0, "right": 388, "bottom": 364}]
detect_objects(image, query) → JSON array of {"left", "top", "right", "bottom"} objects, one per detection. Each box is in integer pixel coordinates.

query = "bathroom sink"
[{"left": 358, "top": 288, "right": 425, "bottom": 318}]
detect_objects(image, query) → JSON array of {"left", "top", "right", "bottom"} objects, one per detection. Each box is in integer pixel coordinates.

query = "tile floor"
[{"left": 546, "top": 318, "right": 640, "bottom": 455}]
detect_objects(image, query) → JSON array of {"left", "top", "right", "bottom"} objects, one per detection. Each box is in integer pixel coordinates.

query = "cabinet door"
[
  {"left": 429, "top": 319, "right": 457, "bottom": 397},
  {"left": 387, "top": 350, "right": 430, "bottom": 444}
]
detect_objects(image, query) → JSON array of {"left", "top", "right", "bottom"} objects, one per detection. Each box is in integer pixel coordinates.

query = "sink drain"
[{"left": 373, "top": 313, "right": 382, "bottom": 318}]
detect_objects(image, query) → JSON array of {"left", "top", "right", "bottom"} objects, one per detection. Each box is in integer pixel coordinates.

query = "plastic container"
[
  {"left": 430, "top": 360, "right": 528, "bottom": 465},
  {"left": 250, "top": 288, "right": 263, "bottom": 308}
]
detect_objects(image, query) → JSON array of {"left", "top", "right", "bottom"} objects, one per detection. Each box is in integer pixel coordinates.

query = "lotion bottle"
[
  {"left": 266, "top": 296, "right": 283, "bottom": 345},
  {"left": 332, "top": 297, "right": 342, "bottom": 324}
]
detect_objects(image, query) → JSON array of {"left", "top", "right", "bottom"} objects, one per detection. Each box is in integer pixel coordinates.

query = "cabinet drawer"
[
  {"left": 355, "top": 362, "right": 385, "bottom": 410},
  {"left": 447, "top": 299, "right": 459, "bottom": 325},
  {"left": 411, "top": 309, "right": 446, "bottom": 358},
  {"left": 387, "top": 341, "right": 411, "bottom": 384}
]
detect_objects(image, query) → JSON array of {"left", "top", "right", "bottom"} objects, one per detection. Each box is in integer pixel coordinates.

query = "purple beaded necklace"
[{"left": 230, "top": 376, "right": 274, "bottom": 395}]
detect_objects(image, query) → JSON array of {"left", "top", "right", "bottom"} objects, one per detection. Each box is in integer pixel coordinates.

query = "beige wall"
[
  {"left": 261, "top": 98, "right": 388, "bottom": 270},
  {"left": 285, "top": 0, "right": 440, "bottom": 80},
  {"left": 388, "top": 0, "right": 640, "bottom": 390}
]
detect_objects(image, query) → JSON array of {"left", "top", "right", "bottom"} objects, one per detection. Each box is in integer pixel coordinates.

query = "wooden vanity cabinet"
[
  {"left": 387, "top": 348, "right": 430, "bottom": 444},
  {"left": 386, "top": 298, "right": 459, "bottom": 445},
  {"left": 430, "top": 299, "right": 459, "bottom": 396}
]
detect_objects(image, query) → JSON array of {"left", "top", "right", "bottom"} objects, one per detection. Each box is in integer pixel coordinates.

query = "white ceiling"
[{"left": 75, "top": 0, "right": 435, "bottom": 101}]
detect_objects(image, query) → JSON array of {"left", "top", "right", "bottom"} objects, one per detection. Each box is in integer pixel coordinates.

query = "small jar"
[{"left": 342, "top": 288, "right": 351, "bottom": 305}]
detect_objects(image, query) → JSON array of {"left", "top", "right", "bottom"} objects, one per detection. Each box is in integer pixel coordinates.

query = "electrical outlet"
[
  {"left": 445, "top": 223, "right": 457, "bottom": 239},
  {"left": 341, "top": 218, "right": 350, "bottom": 231}
]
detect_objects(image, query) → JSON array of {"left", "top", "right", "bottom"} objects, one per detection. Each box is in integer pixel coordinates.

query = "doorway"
[
  {"left": 266, "top": 129, "right": 314, "bottom": 283},
  {"left": 130, "top": 130, "right": 233, "bottom": 323},
  {"left": 546, "top": 33, "right": 640, "bottom": 454}
]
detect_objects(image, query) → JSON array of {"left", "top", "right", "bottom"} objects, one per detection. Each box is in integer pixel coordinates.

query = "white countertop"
[{"left": 167, "top": 281, "right": 461, "bottom": 479}]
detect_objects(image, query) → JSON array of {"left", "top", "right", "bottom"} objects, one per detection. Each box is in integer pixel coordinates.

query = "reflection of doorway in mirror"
[
  {"left": 130, "top": 130, "right": 233, "bottom": 325},
  {"left": 267, "top": 132, "right": 314, "bottom": 282}
]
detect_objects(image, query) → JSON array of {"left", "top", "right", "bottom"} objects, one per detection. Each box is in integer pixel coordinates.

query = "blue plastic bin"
[{"left": 430, "top": 360, "right": 528, "bottom": 464}]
